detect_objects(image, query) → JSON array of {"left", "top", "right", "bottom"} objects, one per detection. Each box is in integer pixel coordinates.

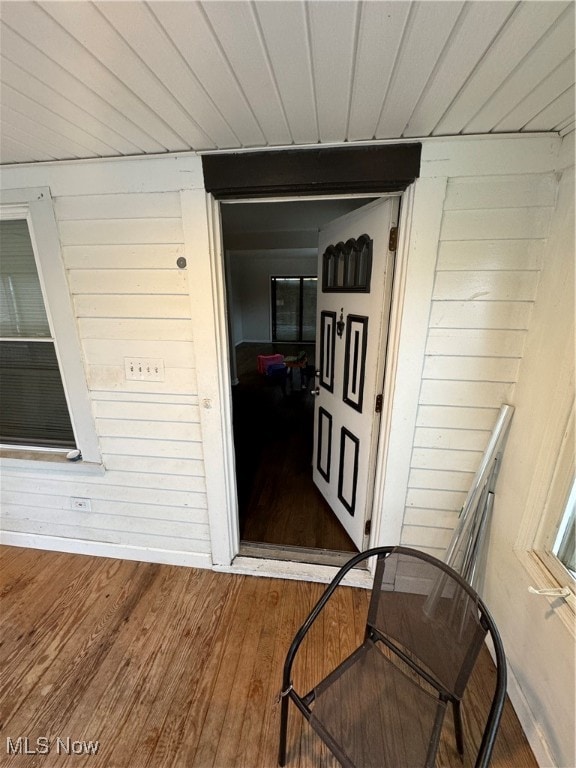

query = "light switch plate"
[{"left": 124, "top": 357, "right": 165, "bottom": 381}]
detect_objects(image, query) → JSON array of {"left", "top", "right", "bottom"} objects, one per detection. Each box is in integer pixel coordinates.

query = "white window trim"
[
  {"left": 0, "top": 186, "right": 101, "bottom": 464},
  {"left": 515, "top": 359, "right": 575, "bottom": 632},
  {"left": 533, "top": 405, "right": 575, "bottom": 584}
]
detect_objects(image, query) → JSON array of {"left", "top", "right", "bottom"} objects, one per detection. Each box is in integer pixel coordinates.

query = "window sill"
[
  {"left": 516, "top": 548, "right": 576, "bottom": 637},
  {"left": 0, "top": 449, "right": 105, "bottom": 475}
]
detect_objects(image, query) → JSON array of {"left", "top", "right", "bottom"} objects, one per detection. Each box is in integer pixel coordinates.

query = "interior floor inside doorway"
[{"left": 233, "top": 342, "right": 357, "bottom": 560}]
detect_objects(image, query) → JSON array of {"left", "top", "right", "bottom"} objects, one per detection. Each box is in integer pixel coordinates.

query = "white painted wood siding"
[
  {"left": 1, "top": 165, "right": 211, "bottom": 566},
  {"left": 401, "top": 172, "right": 557, "bottom": 557},
  {"left": 0, "top": 138, "right": 564, "bottom": 575}
]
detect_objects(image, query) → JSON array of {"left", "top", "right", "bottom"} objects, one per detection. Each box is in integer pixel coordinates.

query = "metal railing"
[{"left": 445, "top": 404, "right": 515, "bottom": 589}]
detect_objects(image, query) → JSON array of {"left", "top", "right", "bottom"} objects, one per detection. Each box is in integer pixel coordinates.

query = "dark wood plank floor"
[
  {"left": 233, "top": 343, "right": 356, "bottom": 554},
  {"left": 0, "top": 547, "right": 538, "bottom": 768}
]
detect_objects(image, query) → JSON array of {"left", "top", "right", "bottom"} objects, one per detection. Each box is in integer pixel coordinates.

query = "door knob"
[{"left": 310, "top": 387, "right": 320, "bottom": 396}]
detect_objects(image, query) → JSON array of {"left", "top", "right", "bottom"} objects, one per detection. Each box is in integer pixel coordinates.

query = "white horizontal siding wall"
[
  {"left": 1, "top": 158, "right": 211, "bottom": 566},
  {"left": 0, "top": 138, "right": 564, "bottom": 574},
  {"left": 401, "top": 172, "right": 557, "bottom": 558}
]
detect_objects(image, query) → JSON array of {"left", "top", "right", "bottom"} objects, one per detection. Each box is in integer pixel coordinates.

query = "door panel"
[
  {"left": 319, "top": 310, "right": 336, "bottom": 391},
  {"left": 316, "top": 407, "right": 332, "bottom": 481},
  {"left": 312, "top": 197, "right": 399, "bottom": 549},
  {"left": 343, "top": 314, "right": 368, "bottom": 412}
]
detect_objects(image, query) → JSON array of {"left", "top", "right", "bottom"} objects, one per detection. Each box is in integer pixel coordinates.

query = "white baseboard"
[
  {"left": 0, "top": 531, "right": 212, "bottom": 570},
  {"left": 505, "top": 664, "right": 556, "bottom": 768},
  {"left": 486, "top": 637, "right": 556, "bottom": 767}
]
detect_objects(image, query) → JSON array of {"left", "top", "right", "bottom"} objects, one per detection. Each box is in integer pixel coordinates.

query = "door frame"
[{"left": 187, "top": 186, "right": 415, "bottom": 578}]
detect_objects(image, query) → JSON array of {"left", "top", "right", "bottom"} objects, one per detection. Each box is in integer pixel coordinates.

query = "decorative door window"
[{"left": 322, "top": 234, "right": 373, "bottom": 292}]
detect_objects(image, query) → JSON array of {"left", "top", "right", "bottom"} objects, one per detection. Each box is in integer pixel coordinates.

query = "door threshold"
[{"left": 238, "top": 541, "right": 363, "bottom": 568}]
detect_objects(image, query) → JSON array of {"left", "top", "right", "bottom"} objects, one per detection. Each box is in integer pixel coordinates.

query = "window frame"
[
  {"left": 552, "top": 477, "right": 575, "bottom": 576},
  {"left": 532, "top": 405, "right": 575, "bottom": 589},
  {"left": 515, "top": 387, "right": 575, "bottom": 632},
  {"left": 0, "top": 187, "right": 100, "bottom": 464}
]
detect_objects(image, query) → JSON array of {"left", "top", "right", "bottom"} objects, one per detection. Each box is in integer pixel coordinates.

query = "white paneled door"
[{"left": 312, "top": 198, "right": 399, "bottom": 550}]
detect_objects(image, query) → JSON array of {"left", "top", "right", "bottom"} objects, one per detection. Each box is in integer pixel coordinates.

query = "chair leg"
[
  {"left": 453, "top": 700, "right": 464, "bottom": 757},
  {"left": 278, "top": 695, "right": 289, "bottom": 766}
]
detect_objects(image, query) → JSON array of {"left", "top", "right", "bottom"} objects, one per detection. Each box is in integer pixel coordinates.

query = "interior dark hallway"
[{"left": 232, "top": 342, "right": 357, "bottom": 556}]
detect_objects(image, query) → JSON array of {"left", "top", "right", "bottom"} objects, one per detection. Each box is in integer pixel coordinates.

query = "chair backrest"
[{"left": 367, "top": 548, "right": 488, "bottom": 699}]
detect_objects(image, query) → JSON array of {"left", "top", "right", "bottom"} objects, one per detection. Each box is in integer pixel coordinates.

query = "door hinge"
[
  {"left": 375, "top": 394, "right": 383, "bottom": 413},
  {"left": 365, "top": 519, "right": 372, "bottom": 537},
  {"left": 388, "top": 226, "right": 398, "bottom": 252}
]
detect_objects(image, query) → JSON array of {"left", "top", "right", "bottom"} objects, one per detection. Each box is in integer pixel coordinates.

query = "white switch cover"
[{"left": 124, "top": 357, "right": 165, "bottom": 381}]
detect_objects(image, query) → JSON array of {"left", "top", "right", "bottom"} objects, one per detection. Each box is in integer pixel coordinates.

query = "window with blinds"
[
  {"left": 0, "top": 219, "right": 76, "bottom": 449},
  {"left": 271, "top": 276, "right": 317, "bottom": 343}
]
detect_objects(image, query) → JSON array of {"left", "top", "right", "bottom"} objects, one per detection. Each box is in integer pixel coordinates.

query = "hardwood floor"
[
  {"left": 0, "top": 546, "right": 538, "bottom": 768},
  {"left": 233, "top": 343, "right": 357, "bottom": 555}
]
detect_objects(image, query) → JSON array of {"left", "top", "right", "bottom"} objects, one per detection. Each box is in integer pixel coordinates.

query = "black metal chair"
[{"left": 278, "top": 546, "right": 507, "bottom": 768}]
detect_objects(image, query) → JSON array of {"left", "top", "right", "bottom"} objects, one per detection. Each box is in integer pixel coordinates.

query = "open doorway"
[{"left": 220, "top": 197, "right": 384, "bottom": 564}]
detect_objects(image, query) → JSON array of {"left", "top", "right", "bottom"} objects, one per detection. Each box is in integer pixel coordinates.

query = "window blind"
[
  {"left": 271, "top": 276, "right": 317, "bottom": 343},
  {"left": 0, "top": 219, "right": 76, "bottom": 449},
  {"left": 0, "top": 220, "right": 50, "bottom": 338}
]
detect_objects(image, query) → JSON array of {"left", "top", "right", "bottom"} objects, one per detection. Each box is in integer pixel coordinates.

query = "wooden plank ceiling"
[{"left": 0, "top": 1, "right": 574, "bottom": 165}]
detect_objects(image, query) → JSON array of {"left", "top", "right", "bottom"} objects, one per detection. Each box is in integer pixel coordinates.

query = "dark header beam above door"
[{"left": 201, "top": 144, "right": 421, "bottom": 199}]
